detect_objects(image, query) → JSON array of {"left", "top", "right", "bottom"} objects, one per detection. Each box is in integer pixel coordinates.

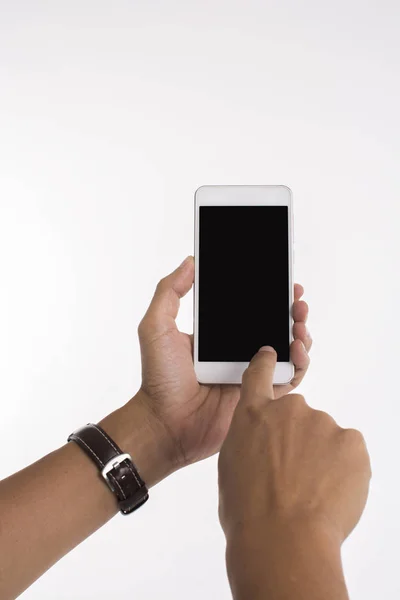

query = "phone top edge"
[
  {"left": 195, "top": 184, "right": 292, "bottom": 192},
  {"left": 195, "top": 185, "right": 293, "bottom": 205}
]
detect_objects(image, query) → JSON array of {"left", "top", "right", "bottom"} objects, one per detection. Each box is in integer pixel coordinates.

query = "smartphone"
[{"left": 194, "top": 185, "right": 294, "bottom": 385}]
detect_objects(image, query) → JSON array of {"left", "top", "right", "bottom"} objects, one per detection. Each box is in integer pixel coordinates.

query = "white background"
[{"left": 0, "top": 1, "right": 399, "bottom": 598}]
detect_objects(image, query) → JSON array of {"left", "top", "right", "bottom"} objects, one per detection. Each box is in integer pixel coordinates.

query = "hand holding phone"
[{"left": 137, "top": 249, "right": 310, "bottom": 471}]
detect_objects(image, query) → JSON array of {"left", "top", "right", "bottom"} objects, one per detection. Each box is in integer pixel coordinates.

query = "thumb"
[
  {"left": 139, "top": 256, "right": 194, "bottom": 337},
  {"left": 241, "top": 347, "right": 277, "bottom": 405}
]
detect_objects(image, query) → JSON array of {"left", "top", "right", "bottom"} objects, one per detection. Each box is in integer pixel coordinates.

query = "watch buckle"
[{"left": 101, "top": 453, "right": 132, "bottom": 491}]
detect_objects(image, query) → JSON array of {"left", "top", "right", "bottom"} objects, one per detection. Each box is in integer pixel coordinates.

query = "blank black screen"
[{"left": 199, "top": 206, "right": 290, "bottom": 362}]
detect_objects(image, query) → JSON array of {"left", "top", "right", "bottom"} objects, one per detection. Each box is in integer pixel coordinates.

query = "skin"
[
  {"left": 0, "top": 256, "right": 311, "bottom": 599},
  {"left": 218, "top": 347, "right": 371, "bottom": 600},
  {"left": 137, "top": 255, "right": 312, "bottom": 467}
]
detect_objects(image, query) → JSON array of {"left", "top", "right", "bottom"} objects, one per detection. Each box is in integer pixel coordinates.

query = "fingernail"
[
  {"left": 259, "top": 346, "right": 275, "bottom": 352},
  {"left": 300, "top": 340, "right": 307, "bottom": 353},
  {"left": 306, "top": 326, "right": 311, "bottom": 338}
]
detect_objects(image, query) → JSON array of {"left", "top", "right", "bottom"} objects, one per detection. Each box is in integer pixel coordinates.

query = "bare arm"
[
  {"left": 226, "top": 520, "right": 348, "bottom": 600},
  {"left": 0, "top": 391, "right": 176, "bottom": 600},
  {"left": 0, "top": 258, "right": 311, "bottom": 598}
]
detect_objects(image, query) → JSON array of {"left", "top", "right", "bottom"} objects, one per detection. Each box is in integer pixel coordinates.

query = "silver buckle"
[{"left": 101, "top": 453, "right": 132, "bottom": 491}]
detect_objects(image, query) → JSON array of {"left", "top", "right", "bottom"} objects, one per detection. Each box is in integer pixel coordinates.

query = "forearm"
[
  {"left": 225, "top": 519, "right": 349, "bottom": 600},
  {"left": 0, "top": 391, "right": 177, "bottom": 600}
]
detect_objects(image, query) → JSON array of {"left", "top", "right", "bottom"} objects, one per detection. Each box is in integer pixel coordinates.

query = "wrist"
[
  {"left": 225, "top": 517, "right": 347, "bottom": 600},
  {"left": 98, "top": 390, "right": 180, "bottom": 489}
]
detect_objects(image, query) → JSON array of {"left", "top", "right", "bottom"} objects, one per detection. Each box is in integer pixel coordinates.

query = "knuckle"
[
  {"left": 311, "top": 408, "right": 337, "bottom": 428},
  {"left": 287, "top": 393, "right": 306, "bottom": 410},
  {"left": 339, "top": 428, "right": 371, "bottom": 475},
  {"left": 339, "top": 428, "right": 369, "bottom": 455},
  {"left": 343, "top": 427, "right": 365, "bottom": 446},
  {"left": 156, "top": 277, "right": 168, "bottom": 293}
]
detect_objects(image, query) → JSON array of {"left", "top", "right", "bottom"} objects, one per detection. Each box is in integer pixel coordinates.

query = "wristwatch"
[{"left": 68, "top": 423, "right": 149, "bottom": 515}]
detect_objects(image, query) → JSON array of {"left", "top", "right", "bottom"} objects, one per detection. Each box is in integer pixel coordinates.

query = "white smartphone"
[{"left": 194, "top": 185, "right": 294, "bottom": 385}]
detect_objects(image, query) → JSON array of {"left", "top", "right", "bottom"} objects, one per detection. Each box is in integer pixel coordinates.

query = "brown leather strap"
[{"left": 68, "top": 423, "right": 149, "bottom": 515}]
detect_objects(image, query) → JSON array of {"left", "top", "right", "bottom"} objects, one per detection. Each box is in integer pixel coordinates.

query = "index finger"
[{"left": 240, "top": 346, "right": 277, "bottom": 406}]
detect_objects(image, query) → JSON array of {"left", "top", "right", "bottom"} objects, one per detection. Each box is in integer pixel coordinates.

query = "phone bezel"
[{"left": 193, "top": 185, "right": 295, "bottom": 385}]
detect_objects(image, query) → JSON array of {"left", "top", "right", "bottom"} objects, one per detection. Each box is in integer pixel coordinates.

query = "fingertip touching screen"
[{"left": 198, "top": 205, "right": 290, "bottom": 362}]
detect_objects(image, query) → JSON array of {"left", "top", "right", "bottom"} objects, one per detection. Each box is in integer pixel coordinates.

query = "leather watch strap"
[{"left": 68, "top": 423, "right": 149, "bottom": 515}]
